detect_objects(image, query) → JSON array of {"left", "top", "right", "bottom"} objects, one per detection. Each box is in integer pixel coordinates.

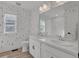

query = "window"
[
  {"left": 40, "top": 19, "right": 45, "bottom": 33},
  {"left": 39, "top": 15, "right": 45, "bottom": 35},
  {"left": 4, "top": 14, "right": 17, "bottom": 33}
]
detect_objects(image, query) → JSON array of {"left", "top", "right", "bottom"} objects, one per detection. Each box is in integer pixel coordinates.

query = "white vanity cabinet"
[
  {"left": 41, "top": 43, "right": 75, "bottom": 58},
  {"left": 29, "top": 37, "right": 40, "bottom": 58},
  {"left": 41, "top": 44, "right": 57, "bottom": 58},
  {"left": 29, "top": 37, "right": 76, "bottom": 58},
  {"left": 29, "top": 2, "right": 78, "bottom": 58}
]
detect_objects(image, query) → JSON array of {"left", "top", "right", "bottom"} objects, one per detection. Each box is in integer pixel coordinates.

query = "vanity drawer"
[
  {"left": 41, "top": 44, "right": 75, "bottom": 58},
  {"left": 41, "top": 47, "right": 57, "bottom": 58}
]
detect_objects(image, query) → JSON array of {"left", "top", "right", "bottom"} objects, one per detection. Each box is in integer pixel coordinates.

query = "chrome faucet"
[{"left": 58, "top": 35, "right": 64, "bottom": 41}]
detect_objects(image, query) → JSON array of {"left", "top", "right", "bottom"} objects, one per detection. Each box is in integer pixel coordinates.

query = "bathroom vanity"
[
  {"left": 29, "top": 35, "right": 78, "bottom": 58},
  {"left": 29, "top": 2, "right": 78, "bottom": 58}
]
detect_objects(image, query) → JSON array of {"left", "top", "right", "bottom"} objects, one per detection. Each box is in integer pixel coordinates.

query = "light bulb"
[
  {"left": 43, "top": 4, "right": 48, "bottom": 10},
  {"left": 39, "top": 3, "right": 50, "bottom": 13},
  {"left": 39, "top": 7, "right": 42, "bottom": 11}
]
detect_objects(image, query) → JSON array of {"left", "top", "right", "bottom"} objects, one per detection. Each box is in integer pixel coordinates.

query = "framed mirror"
[{"left": 39, "top": 14, "right": 46, "bottom": 36}]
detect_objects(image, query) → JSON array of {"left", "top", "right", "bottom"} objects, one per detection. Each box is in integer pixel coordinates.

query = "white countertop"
[{"left": 39, "top": 38, "right": 78, "bottom": 57}]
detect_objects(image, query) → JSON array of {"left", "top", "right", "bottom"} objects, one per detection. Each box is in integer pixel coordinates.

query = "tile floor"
[{"left": 0, "top": 48, "right": 33, "bottom": 58}]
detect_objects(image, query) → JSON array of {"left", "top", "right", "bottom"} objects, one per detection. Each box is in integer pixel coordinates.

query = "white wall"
[
  {"left": 44, "top": 6, "right": 65, "bottom": 37},
  {"left": 30, "top": 8, "right": 40, "bottom": 36},
  {"left": 0, "top": 2, "right": 31, "bottom": 53},
  {"left": 64, "top": 2, "right": 79, "bottom": 41}
]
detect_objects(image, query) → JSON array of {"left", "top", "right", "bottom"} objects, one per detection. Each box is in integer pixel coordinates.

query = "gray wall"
[
  {"left": 42, "top": 2, "right": 79, "bottom": 41},
  {"left": 0, "top": 2, "right": 31, "bottom": 53},
  {"left": 30, "top": 8, "right": 40, "bottom": 36}
]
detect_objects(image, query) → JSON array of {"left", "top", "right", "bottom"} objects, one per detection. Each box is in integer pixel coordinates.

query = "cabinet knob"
[{"left": 32, "top": 45, "right": 35, "bottom": 50}]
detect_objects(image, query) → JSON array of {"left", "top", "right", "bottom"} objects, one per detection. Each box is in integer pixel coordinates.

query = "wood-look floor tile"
[{"left": 0, "top": 48, "right": 33, "bottom": 58}]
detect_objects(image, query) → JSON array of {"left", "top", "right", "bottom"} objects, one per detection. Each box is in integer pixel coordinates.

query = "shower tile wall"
[{"left": 0, "top": 2, "right": 31, "bottom": 53}]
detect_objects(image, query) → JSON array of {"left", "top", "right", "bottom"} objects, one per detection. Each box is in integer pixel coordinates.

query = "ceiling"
[
  {"left": 4, "top": 1, "right": 45, "bottom": 10},
  {"left": 3, "top": 1, "right": 68, "bottom": 12}
]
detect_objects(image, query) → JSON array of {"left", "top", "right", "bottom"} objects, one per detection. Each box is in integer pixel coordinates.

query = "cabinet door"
[
  {"left": 29, "top": 38, "right": 40, "bottom": 58},
  {"left": 41, "top": 48, "right": 56, "bottom": 58},
  {"left": 41, "top": 44, "right": 57, "bottom": 58},
  {"left": 41, "top": 44, "right": 75, "bottom": 58}
]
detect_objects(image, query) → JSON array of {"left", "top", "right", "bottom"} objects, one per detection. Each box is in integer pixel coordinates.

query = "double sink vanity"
[{"left": 29, "top": 35, "right": 78, "bottom": 58}]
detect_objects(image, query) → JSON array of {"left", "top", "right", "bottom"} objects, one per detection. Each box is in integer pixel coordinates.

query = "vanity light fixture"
[
  {"left": 39, "top": 4, "right": 50, "bottom": 13},
  {"left": 43, "top": 4, "right": 49, "bottom": 10},
  {"left": 39, "top": 1, "right": 67, "bottom": 14}
]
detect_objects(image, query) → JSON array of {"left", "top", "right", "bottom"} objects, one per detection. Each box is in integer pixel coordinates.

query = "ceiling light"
[
  {"left": 39, "top": 4, "right": 50, "bottom": 13},
  {"left": 39, "top": 7, "right": 45, "bottom": 13},
  {"left": 43, "top": 4, "right": 48, "bottom": 10}
]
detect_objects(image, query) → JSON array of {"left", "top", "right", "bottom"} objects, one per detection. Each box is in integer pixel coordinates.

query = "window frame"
[{"left": 4, "top": 14, "right": 17, "bottom": 33}]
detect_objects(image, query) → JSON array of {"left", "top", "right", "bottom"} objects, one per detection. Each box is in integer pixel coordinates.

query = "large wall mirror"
[{"left": 39, "top": 7, "right": 65, "bottom": 38}]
